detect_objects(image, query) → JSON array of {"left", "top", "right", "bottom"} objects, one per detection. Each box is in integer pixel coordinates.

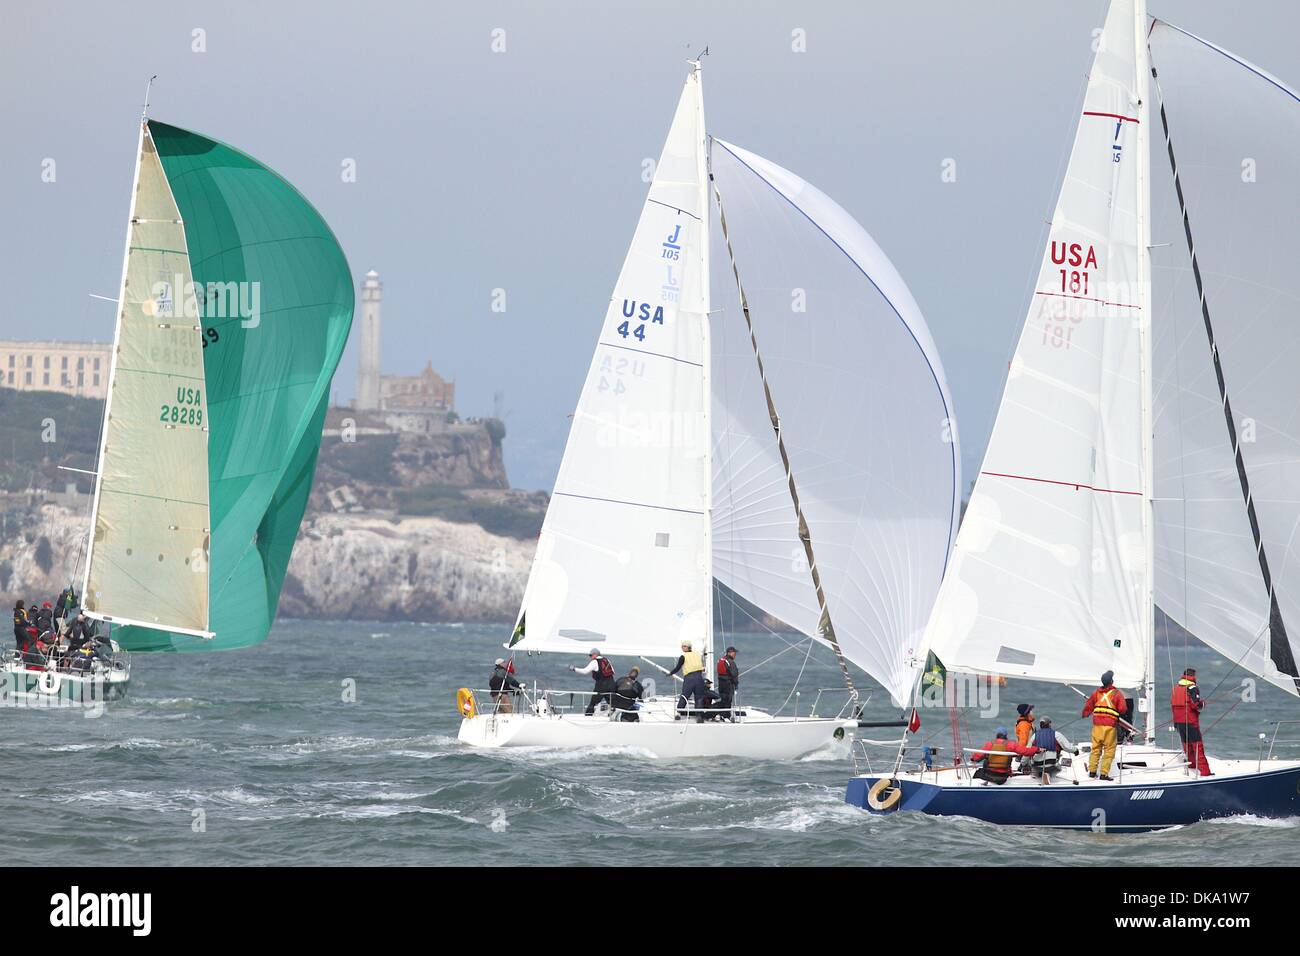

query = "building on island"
[
  {"left": 0, "top": 341, "right": 111, "bottom": 398},
  {"left": 351, "top": 270, "right": 456, "bottom": 434}
]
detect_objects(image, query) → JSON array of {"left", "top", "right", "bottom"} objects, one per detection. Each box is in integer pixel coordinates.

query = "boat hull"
[
  {"left": 1, "top": 662, "right": 131, "bottom": 707},
  {"left": 847, "top": 751, "right": 1300, "bottom": 830},
  {"left": 459, "top": 698, "right": 853, "bottom": 759}
]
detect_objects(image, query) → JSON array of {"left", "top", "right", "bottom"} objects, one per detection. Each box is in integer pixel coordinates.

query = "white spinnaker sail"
[
  {"left": 83, "top": 123, "right": 212, "bottom": 636},
  {"left": 709, "top": 141, "right": 960, "bottom": 707},
  {"left": 510, "top": 68, "right": 711, "bottom": 658},
  {"left": 1150, "top": 22, "right": 1300, "bottom": 695},
  {"left": 925, "top": 0, "right": 1149, "bottom": 687}
]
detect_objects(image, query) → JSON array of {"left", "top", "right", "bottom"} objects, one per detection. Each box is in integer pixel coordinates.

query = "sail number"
[
  {"left": 160, "top": 386, "right": 204, "bottom": 427},
  {"left": 201, "top": 326, "right": 220, "bottom": 349},
  {"left": 1042, "top": 241, "right": 1100, "bottom": 350}
]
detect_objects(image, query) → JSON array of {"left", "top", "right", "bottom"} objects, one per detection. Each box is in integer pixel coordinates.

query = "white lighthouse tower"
[{"left": 356, "top": 270, "right": 382, "bottom": 410}]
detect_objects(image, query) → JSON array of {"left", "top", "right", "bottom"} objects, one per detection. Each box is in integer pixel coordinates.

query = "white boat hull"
[
  {"left": 2, "top": 650, "right": 131, "bottom": 707},
  {"left": 458, "top": 696, "right": 854, "bottom": 760}
]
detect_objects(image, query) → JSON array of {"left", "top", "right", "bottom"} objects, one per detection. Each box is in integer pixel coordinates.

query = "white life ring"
[
  {"left": 38, "top": 669, "right": 62, "bottom": 696},
  {"left": 866, "top": 777, "right": 903, "bottom": 811}
]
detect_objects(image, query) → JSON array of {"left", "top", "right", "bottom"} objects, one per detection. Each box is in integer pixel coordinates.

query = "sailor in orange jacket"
[
  {"left": 1082, "top": 670, "right": 1128, "bottom": 780},
  {"left": 970, "top": 727, "right": 1039, "bottom": 785},
  {"left": 1171, "top": 666, "right": 1212, "bottom": 777}
]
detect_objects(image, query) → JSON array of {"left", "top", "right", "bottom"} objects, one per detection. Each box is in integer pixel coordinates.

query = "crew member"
[
  {"left": 1082, "top": 670, "right": 1128, "bottom": 780},
  {"left": 970, "top": 727, "right": 1038, "bottom": 785},
  {"left": 667, "top": 640, "right": 706, "bottom": 719},
  {"left": 614, "top": 667, "right": 644, "bottom": 722},
  {"left": 570, "top": 648, "right": 617, "bottom": 716},
  {"left": 716, "top": 646, "right": 740, "bottom": 720},
  {"left": 1171, "top": 666, "right": 1212, "bottom": 777},
  {"left": 1014, "top": 703, "right": 1036, "bottom": 746},
  {"left": 488, "top": 657, "right": 522, "bottom": 714},
  {"left": 1027, "top": 717, "right": 1079, "bottom": 783}
]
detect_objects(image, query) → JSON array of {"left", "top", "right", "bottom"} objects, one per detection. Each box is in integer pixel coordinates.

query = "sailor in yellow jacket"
[{"left": 666, "top": 640, "right": 707, "bottom": 719}]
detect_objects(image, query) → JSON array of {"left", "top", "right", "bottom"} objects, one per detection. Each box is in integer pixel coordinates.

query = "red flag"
[{"left": 908, "top": 708, "right": 921, "bottom": 733}]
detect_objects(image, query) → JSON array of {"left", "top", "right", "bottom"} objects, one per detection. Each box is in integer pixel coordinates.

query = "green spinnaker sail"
[{"left": 114, "top": 121, "right": 352, "bottom": 651}]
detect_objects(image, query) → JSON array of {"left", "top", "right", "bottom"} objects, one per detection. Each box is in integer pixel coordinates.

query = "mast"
[
  {"left": 693, "top": 59, "right": 714, "bottom": 672},
  {"left": 1134, "top": 0, "right": 1156, "bottom": 744}
]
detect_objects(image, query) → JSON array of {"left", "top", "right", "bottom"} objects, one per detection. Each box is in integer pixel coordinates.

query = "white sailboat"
[
  {"left": 458, "top": 60, "right": 961, "bottom": 759},
  {"left": 849, "top": 0, "right": 1300, "bottom": 827}
]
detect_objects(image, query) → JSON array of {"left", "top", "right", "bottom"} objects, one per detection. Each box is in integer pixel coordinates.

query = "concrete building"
[{"left": 0, "top": 340, "right": 111, "bottom": 398}]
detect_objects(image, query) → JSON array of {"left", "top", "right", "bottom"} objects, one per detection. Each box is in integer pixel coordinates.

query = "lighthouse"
[{"left": 356, "top": 270, "right": 382, "bottom": 410}]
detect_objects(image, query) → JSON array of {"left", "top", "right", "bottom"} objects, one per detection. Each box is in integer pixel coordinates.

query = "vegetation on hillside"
[{"left": 0, "top": 390, "right": 102, "bottom": 492}]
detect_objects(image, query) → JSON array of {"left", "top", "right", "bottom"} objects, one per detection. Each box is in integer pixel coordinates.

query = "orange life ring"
[{"left": 456, "top": 687, "right": 477, "bottom": 719}]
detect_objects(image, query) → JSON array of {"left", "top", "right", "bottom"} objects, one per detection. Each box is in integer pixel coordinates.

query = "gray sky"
[{"left": 3, "top": 0, "right": 1297, "bottom": 490}]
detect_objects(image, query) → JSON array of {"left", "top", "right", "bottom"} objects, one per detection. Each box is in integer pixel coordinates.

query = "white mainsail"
[
  {"left": 82, "top": 122, "right": 212, "bottom": 637},
  {"left": 1150, "top": 22, "right": 1300, "bottom": 695},
  {"left": 925, "top": 0, "right": 1151, "bottom": 688},
  {"left": 709, "top": 141, "right": 960, "bottom": 707},
  {"left": 510, "top": 66, "right": 712, "bottom": 657}
]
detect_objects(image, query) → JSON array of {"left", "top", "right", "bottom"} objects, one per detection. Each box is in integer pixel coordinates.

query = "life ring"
[
  {"left": 38, "top": 669, "right": 62, "bottom": 696},
  {"left": 456, "top": 687, "right": 477, "bottom": 719},
  {"left": 866, "top": 777, "right": 903, "bottom": 811}
]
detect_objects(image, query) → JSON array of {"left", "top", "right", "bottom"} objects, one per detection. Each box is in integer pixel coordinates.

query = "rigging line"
[
  {"left": 774, "top": 636, "right": 816, "bottom": 717},
  {"left": 710, "top": 162, "right": 858, "bottom": 704},
  {"left": 1153, "top": 63, "right": 1300, "bottom": 692}
]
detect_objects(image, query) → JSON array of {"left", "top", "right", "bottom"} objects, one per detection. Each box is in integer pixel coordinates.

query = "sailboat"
[
  {"left": 457, "top": 60, "right": 961, "bottom": 759},
  {"left": 848, "top": 0, "right": 1300, "bottom": 827},
  {"left": 3, "top": 87, "right": 353, "bottom": 705}
]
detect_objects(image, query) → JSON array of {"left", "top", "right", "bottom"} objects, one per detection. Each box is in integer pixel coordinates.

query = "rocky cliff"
[{"left": 0, "top": 505, "right": 534, "bottom": 624}]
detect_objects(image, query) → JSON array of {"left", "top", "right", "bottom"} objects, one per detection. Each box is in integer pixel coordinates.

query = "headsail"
[
  {"left": 110, "top": 121, "right": 353, "bottom": 651},
  {"left": 925, "top": 0, "right": 1151, "bottom": 688},
  {"left": 83, "top": 122, "right": 212, "bottom": 637},
  {"left": 709, "top": 141, "right": 960, "bottom": 707},
  {"left": 510, "top": 66, "right": 712, "bottom": 658},
  {"left": 1150, "top": 22, "right": 1300, "bottom": 695}
]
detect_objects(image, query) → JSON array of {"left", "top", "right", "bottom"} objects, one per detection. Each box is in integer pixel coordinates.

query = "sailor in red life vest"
[
  {"left": 570, "top": 648, "right": 618, "bottom": 715},
  {"left": 716, "top": 646, "right": 740, "bottom": 720},
  {"left": 969, "top": 727, "right": 1038, "bottom": 784},
  {"left": 1171, "top": 666, "right": 1213, "bottom": 776},
  {"left": 1082, "top": 670, "right": 1128, "bottom": 780}
]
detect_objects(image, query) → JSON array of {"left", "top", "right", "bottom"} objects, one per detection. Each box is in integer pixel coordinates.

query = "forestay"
[
  {"left": 510, "top": 67, "right": 713, "bottom": 658},
  {"left": 709, "top": 140, "right": 960, "bottom": 707},
  {"left": 1150, "top": 22, "right": 1300, "bottom": 695},
  {"left": 84, "top": 123, "right": 212, "bottom": 637},
  {"left": 925, "top": 0, "right": 1150, "bottom": 687}
]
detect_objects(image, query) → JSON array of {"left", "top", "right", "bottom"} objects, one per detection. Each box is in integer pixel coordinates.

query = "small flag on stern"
[{"left": 908, "top": 708, "right": 921, "bottom": 734}]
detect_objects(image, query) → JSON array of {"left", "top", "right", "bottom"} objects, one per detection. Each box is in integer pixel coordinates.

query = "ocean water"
[{"left": 3, "top": 619, "right": 1298, "bottom": 866}]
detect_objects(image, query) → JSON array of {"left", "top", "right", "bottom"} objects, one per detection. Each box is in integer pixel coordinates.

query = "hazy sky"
[{"left": 3, "top": 1, "right": 1297, "bottom": 490}]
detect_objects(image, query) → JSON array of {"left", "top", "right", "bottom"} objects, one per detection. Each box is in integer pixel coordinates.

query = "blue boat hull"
[{"left": 846, "top": 765, "right": 1300, "bottom": 830}]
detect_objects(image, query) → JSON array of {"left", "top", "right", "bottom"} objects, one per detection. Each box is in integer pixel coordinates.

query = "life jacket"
[
  {"left": 1015, "top": 715, "right": 1034, "bottom": 744},
  {"left": 1170, "top": 676, "right": 1201, "bottom": 724},
  {"left": 680, "top": 650, "right": 703, "bottom": 676},
  {"left": 1032, "top": 727, "right": 1060, "bottom": 752},
  {"left": 595, "top": 656, "right": 614, "bottom": 680},
  {"left": 1090, "top": 687, "right": 1123, "bottom": 726},
  {"left": 983, "top": 739, "right": 1013, "bottom": 774}
]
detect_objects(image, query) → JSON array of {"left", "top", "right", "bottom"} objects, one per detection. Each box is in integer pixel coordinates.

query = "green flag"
[
  {"left": 922, "top": 650, "right": 947, "bottom": 690},
  {"left": 509, "top": 612, "right": 526, "bottom": 647}
]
